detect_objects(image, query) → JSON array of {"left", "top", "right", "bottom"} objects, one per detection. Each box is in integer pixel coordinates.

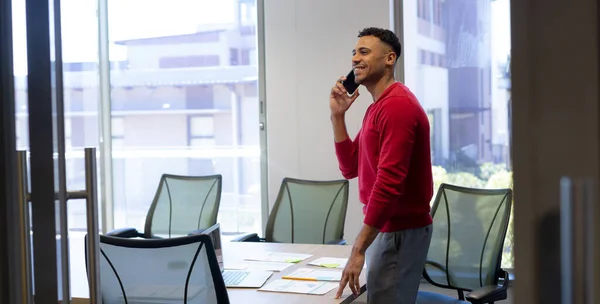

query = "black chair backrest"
[{"left": 85, "top": 233, "right": 230, "bottom": 304}]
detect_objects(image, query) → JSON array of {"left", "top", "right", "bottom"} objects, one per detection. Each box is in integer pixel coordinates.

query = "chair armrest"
[
  {"left": 230, "top": 233, "right": 262, "bottom": 242},
  {"left": 465, "top": 270, "right": 509, "bottom": 303},
  {"left": 106, "top": 227, "right": 142, "bottom": 238},
  {"left": 188, "top": 228, "right": 207, "bottom": 236},
  {"left": 465, "top": 285, "right": 507, "bottom": 303},
  {"left": 326, "top": 239, "right": 347, "bottom": 245}
]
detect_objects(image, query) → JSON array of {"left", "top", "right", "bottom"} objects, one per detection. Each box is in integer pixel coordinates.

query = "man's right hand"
[{"left": 330, "top": 76, "right": 360, "bottom": 117}]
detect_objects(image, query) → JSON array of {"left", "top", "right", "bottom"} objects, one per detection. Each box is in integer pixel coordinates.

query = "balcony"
[{"left": 13, "top": 65, "right": 259, "bottom": 89}]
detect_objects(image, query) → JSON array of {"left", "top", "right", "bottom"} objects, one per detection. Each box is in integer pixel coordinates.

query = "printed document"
[
  {"left": 244, "top": 252, "right": 312, "bottom": 263},
  {"left": 308, "top": 257, "right": 349, "bottom": 269},
  {"left": 258, "top": 279, "right": 338, "bottom": 295},
  {"left": 282, "top": 267, "right": 343, "bottom": 282},
  {"left": 308, "top": 257, "right": 367, "bottom": 269},
  {"left": 225, "top": 260, "right": 294, "bottom": 272}
]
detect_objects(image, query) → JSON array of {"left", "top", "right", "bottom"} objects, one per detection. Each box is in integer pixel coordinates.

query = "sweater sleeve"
[
  {"left": 334, "top": 132, "right": 360, "bottom": 179},
  {"left": 364, "top": 98, "right": 417, "bottom": 229}
]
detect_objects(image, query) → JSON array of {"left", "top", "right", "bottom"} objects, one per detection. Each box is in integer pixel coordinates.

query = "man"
[{"left": 331, "top": 27, "right": 433, "bottom": 303}]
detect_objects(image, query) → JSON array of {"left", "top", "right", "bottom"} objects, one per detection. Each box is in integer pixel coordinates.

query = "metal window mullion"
[
  {"left": 50, "top": 0, "right": 71, "bottom": 300},
  {"left": 390, "top": 0, "right": 406, "bottom": 83},
  {"left": 97, "top": 0, "right": 114, "bottom": 234},
  {"left": 257, "top": 0, "right": 270, "bottom": 234}
]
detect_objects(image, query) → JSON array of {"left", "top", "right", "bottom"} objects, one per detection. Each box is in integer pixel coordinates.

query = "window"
[
  {"left": 427, "top": 109, "right": 443, "bottom": 165},
  {"left": 230, "top": 48, "right": 240, "bottom": 66},
  {"left": 64, "top": 62, "right": 97, "bottom": 72},
  {"left": 434, "top": 0, "right": 442, "bottom": 26},
  {"left": 64, "top": 117, "right": 72, "bottom": 148},
  {"left": 418, "top": 49, "right": 446, "bottom": 68},
  {"left": 239, "top": 0, "right": 257, "bottom": 26},
  {"left": 111, "top": 117, "right": 124, "bottom": 148},
  {"left": 188, "top": 115, "right": 217, "bottom": 177},
  {"left": 241, "top": 49, "right": 251, "bottom": 65},
  {"left": 189, "top": 115, "right": 215, "bottom": 141},
  {"left": 230, "top": 48, "right": 252, "bottom": 66},
  {"left": 418, "top": 0, "right": 443, "bottom": 25},
  {"left": 419, "top": 49, "right": 427, "bottom": 64},
  {"left": 159, "top": 55, "right": 220, "bottom": 68},
  {"left": 404, "top": 0, "right": 513, "bottom": 269},
  {"left": 108, "top": 0, "right": 262, "bottom": 237},
  {"left": 429, "top": 51, "right": 436, "bottom": 66}
]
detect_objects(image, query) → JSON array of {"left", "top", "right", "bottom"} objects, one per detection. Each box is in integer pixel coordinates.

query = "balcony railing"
[{"left": 14, "top": 65, "right": 259, "bottom": 89}]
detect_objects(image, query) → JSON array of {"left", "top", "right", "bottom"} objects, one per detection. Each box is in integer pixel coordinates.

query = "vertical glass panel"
[
  {"left": 107, "top": 0, "right": 262, "bottom": 235},
  {"left": 60, "top": 0, "right": 102, "bottom": 298},
  {"left": 13, "top": 0, "right": 28, "bottom": 152},
  {"left": 404, "top": 0, "right": 513, "bottom": 268}
]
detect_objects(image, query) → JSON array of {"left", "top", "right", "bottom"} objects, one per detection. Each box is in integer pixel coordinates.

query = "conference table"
[
  {"left": 223, "top": 241, "right": 366, "bottom": 303},
  {"left": 66, "top": 241, "right": 366, "bottom": 303}
]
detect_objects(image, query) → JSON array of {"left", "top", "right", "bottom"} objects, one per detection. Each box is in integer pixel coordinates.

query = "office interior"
[{"left": 0, "top": 0, "right": 598, "bottom": 303}]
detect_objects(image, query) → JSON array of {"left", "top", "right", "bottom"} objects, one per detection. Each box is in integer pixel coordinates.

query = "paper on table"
[
  {"left": 308, "top": 257, "right": 348, "bottom": 269},
  {"left": 224, "top": 260, "right": 294, "bottom": 272},
  {"left": 244, "top": 252, "right": 312, "bottom": 263},
  {"left": 258, "top": 279, "right": 338, "bottom": 295},
  {"left": 282, "top": 267, "right": 343, "bottom": 282},
  {"left": 308, "top": 257, "right": 367, "bottom": 269}
]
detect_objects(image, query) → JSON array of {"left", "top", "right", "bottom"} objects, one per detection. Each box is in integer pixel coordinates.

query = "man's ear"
[{"left": 386, "top": 52, "right": 396, "bottom": 66}]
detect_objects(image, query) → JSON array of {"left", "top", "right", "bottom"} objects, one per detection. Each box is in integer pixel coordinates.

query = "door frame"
[
  {"left": 0, "top": 0, "right": 30, "bottom": 302},
  {"left": 25, "top": 0, "right": 61, "bottom": 300}
]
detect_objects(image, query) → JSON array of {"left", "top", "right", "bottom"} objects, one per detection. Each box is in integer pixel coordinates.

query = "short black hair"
[{"left": 357, "top": 27, "right": 402, "bottom": 61}]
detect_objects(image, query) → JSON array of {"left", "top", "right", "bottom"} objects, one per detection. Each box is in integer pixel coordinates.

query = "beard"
[{"left": 356, "top": 68, "right": 385, "bottom": 87}]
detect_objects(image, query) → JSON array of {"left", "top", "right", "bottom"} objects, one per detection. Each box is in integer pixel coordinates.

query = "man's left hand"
[{"left": 335, "top": 251, "right": 365, "bottom": 299}]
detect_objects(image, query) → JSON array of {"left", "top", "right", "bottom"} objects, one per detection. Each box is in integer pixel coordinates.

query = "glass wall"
[
  {"left": 13, "top": 0, "right": 261, "bottom": 297},
  {"left": 104, "top": 0, "right": 262, "bottom": 235},
  {"left": 403, "top": 0, "right": 513, "bottom": 268},
  {"left": 38, "top": 0, "right": 263, "bottom": 238}
]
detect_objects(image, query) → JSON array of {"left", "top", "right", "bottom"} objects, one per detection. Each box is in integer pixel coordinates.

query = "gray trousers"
[{"left": 365, "top": 224, "right": 432, "bottom": 304}]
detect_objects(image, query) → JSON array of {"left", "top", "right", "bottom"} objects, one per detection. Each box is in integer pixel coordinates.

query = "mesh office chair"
[
  {"left": 417, "top": 183, "right": 512, "bottom": 304},
  {"left": 85, "top": 233, "right": 230, "bottom": 304},
  {"left": 233, "top": 177, "right": 349, "bottom": 245},
  {"left": 110, "top": 174, "right": 222, "bottom": 239}
]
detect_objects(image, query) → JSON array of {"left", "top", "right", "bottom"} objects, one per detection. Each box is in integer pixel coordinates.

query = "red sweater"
[{"left": 335, "top": 82, "right": 433, "bottom": 232}]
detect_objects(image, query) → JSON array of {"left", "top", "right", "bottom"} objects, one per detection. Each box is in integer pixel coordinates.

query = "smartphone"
[{"left": 342, "top": 69, "right": 359, "bottom": 95}]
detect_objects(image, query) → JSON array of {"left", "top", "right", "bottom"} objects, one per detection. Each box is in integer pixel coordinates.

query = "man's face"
[{"left": 352, "top": 36, "right": 396, "bottom": 85}]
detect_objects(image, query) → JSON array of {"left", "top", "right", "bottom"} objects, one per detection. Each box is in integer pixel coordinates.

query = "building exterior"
[
  {"left": 405, "top": 0, "right": 510, "bottom": 171},
  {"left": 14, "top": 0, "right": 263, "bottom": 233}
]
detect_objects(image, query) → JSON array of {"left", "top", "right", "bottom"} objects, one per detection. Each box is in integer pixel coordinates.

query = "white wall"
[{"left": 263, "top": 0, "right": 393, "bottom": 243}]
